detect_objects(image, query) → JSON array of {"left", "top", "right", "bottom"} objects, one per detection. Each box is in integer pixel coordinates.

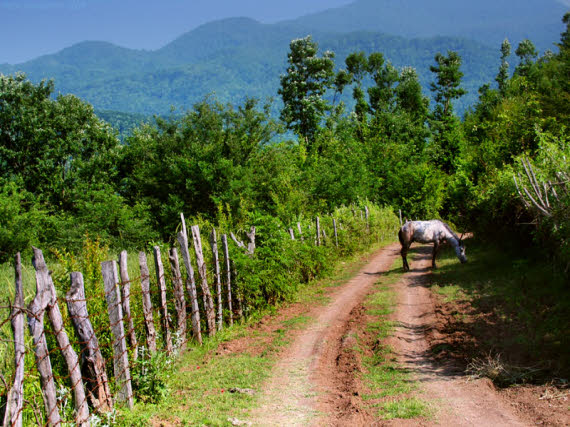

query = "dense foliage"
[
  {"left": 1, "top": 11, "right": 569, "bottom": 425},
  {"left": 1, "top": 14, "right": 569, "bottom": 274}
]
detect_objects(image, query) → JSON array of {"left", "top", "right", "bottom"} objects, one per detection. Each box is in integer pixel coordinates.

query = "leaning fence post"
[
  {"left": 66, "top": 272, "right": 113, "bottom": 414},
  {"left": 177, "top": 229, "right": 202, "bottom": 345},
  {"left": 31, "top": 247, "right": 89, "bottom": 426},
  {"left": 221, "top": 234, "right": 233, "bottom": 326},
  {"left": 101, "top": 260, "right": 133, "bottom": 408},
  {"left": 210, "top": 228, "right": 223, "bottom": 331},
  {"left": 168, "top": 248, "right": 187, "bottom": 352},
  {"left": 28, "top": 248, "right": 61, "bottom": 426},
  {"left": 118, "top": 250, "right": 138, "bottom": 361},
  {"left": 297, "top": 222, "right": 304, "bottom": 241},
  {"left": 138, "top": 252, "right": 157, "bottom": 353},
  {"left": 153, "top": 246, "right": 173, "bottom": 355},
  {"left": 289, "top": 228, "right": 295, "bottom": 240},
  {"left": 316, "top": 217, "right": 321, "bottom": 246},
  {"left": 3, "top": 253, "right": 25, "bottom": 427},
  {"left": 333, "top": 218, "right": 339, "bottom": 247},
  {"left": 191, "top": 225, "right": 216, "bottom": 335},
  {"left": 231, "top": 261, "right": 244, "bottom": 320}
]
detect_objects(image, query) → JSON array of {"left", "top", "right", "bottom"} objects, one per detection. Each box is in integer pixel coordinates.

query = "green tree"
[
  {"left": 278, "top": 36, "right": 336, "bottom": 150},
  {"left": 429, "top": 51, "right": 467, "bottom": 119},
  {"left": 0, "top": 73, "right": 119, "bottom": 209},
  {"left": 514, "top": 39, "right": 538, "bottom": 77},
  {"left": 496, "top": 38, "right": 512, "bottom": 95},
  {"left": 428, "top": 51, "right": 467, "bottom": 173}
]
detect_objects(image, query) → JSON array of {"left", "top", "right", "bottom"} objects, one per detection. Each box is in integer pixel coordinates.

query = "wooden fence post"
[
  {"left": 231, "top": 262, "right": 244, "bottom": 320},
  {"left": 288, "top": 228, "right": 295, "bottom": 240},
  {"left": 333, "top": 218, "right": 339, "bottom": 247},
  {"left": 191, "top": 225, "right": 216, "bottom": 335},
  {"left": 31, "top": 247, "right": 89, "bottom": 426},
  {"left": 177, "top": 230, "right": 202, "bottom": 345},
  {"left": 28, "top": 248, "right": 61, "bottom": 426},
  {"left": 365, "top": 206, "right": 370, "bottom": 232},
  {"left": 297, "top": 222, "right": 304, "bottom": 241},
  {"left": 153, "top": 247, "right": 173, "bottom": 355},
  {"left": 221, "top": 234, "right": 233, "bottom": 326},
  {"left": 168, "top": 248, "right": 187, "bottom": 352},
  {"left": 138, "top": 252, "right": 157, "bottom": 353},
  {"left": 399, "top": 209, "right": 403, "bottom": 227},
  {"left": 316, "top": 217, "right": 321, "bottom": 246},
  {"left": 101, "top": 260, "right": 133, "bottom": 408},
  {"left": 3, "top": 253, "right": 25, "bottom": 427},
  {"left": 67, "top": 272, "right": 113, "bottom": 414},
  {"left": 118, "top": 250, "right": 138, "bottom": 361},
  {"left": 209, "top": 228, "right": 223, "bottom": 331},
  {"left": 246, "top": 226, "right": 256, "bottom": 255}
]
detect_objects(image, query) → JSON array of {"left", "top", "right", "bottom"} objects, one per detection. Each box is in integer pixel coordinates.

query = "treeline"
[{"left": 1, "top": 13, "right": 569, "bottom": 272}]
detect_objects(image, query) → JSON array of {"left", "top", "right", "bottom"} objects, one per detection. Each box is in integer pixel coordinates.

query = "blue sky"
[{"left": 0, "top": 0, "right": 354, "bottom": 64}]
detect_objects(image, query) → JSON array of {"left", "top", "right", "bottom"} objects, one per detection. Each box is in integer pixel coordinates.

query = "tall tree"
[
  {"left": 496, "top": 38, "right": 512, "bottom": 95},
  {"left": 278, "top": 36, "right": 336, "bottom": 150},
  {"left": 514, "top": 39, "right": 538, "bottom": 76},
  {"left": 429, "top": 51, "right": 467, "bottom": 119},
  {"left": 429, "top": 51, "right": 467, "bottom": 173},
  {"left": 345, "top": 51, "right": 369, "bottom": 125}
]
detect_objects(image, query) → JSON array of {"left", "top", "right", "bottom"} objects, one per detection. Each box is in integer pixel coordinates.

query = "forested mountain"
[
  {"left": 0, "top": 17, "right": 498, "bottom": 115},
  {"left": 288, "top": 0, "right": 567, "bottom": 52}
]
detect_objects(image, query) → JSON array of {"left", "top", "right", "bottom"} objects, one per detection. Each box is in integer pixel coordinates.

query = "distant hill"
[
  {"left": 287, "top": 0, "right": 568, "bottom": 53},
  {"left": 1, "top": 0, "right": 566, "bottom": 117},
  {"left": 0, "top": 18, "right": 501, "bottom": 116}
]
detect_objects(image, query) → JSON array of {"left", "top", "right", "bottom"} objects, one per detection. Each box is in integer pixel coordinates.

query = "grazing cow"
[{"left": 398, "top": 220, "right": 467, "bottom": 271}]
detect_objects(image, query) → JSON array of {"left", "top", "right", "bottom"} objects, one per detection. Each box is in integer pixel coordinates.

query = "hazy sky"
[{"left": 0, "top": 0, "right": 355, "bottom": 64}]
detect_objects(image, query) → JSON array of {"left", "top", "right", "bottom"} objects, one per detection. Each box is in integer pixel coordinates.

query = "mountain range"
[{"left": 1, "top": 0, "right": 567, "bottom": 118}]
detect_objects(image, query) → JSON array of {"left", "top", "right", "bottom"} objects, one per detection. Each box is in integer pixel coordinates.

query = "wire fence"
[{"left": 0, "top": 208, "right": 381, "bottom": 426}]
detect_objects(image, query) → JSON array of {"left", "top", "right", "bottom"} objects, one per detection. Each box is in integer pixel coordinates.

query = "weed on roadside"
[{"left": 360, "top": 259, "right": 431, "bottom": 420}]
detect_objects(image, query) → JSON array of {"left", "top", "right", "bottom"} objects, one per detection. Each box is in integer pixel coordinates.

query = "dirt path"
[
  {"left": 250, "top": 243, "right": 400, "bottom": 426},
  {"left": 250, "top": 243, "right": 529, "bottom": 426},
  {"left": 390, "top": 245, "right": 527, "bottom": 426}
]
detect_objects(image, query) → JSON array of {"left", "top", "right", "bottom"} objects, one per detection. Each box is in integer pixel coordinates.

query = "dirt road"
[{"left": 250, "top": 243, "right": 529, "bottom": 426}]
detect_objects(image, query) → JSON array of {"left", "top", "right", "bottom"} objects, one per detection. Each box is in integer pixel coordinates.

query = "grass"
[
  {"left": 118, "top": 326, "right": 274, "bottom": 426},
  {"left": 118, "top": 237, "right": 399, "bottom": 425},
  {"left": 428, "top": 238, "right": 570, "bottom": 383},
  {"left": 360, "top": 258, "right": 431, "bottom": 419},
  {"left": 379, "top": 397, "right": 431, "bottom": 419}
]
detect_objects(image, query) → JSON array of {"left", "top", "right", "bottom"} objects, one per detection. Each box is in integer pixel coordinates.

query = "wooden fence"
[{"left": 0, "top": 208, "right": 374, "bottom": 426}]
